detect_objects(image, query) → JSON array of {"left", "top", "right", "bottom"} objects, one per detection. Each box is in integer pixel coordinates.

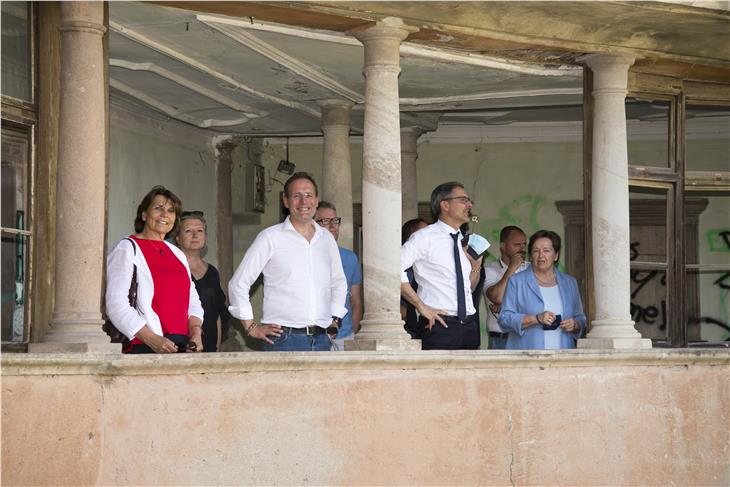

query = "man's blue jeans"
[{"left": 263, "top": 327, "right": 331, "bottom": 352}]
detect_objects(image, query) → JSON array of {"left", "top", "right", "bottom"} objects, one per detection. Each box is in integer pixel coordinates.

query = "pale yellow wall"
[
  {"left": 3, "top": 351, "right": 729, "bottom": 486},
  {"left": 416, "top": 140, "right": 583, "bottom": 260},
  {"left": 247, "top": 138, "right": 584, "bottom": 264},
  {"left": 229, "top": 134, "right": 728, "bottom": 342},
  {"left": 108, "top": 107, "right": 219, "bottom": 265}
]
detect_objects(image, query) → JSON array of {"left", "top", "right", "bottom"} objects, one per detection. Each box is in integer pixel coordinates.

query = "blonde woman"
[{"left": 176, "top": 211, "right": 231, "bottom": 352}]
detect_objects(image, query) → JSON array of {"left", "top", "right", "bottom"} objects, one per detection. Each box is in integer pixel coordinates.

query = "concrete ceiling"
[{"left": 109, "top": 1, "right": 729, "bottom": 136}]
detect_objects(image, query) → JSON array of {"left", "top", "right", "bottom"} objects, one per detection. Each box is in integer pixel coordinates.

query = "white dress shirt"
[
  {"left": 483, "top": 258, "right": 530, "bottom": 332},
  {"left": 229, "top": 216, "right": 348, "bottom": 328},
  {"left": 400, "top": 219, "right": 480, "bottom": 317}
]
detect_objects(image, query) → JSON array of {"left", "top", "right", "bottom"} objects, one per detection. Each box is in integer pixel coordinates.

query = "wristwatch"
[{"left": 327, "top": 316, "right": 342, "bottom": 335}]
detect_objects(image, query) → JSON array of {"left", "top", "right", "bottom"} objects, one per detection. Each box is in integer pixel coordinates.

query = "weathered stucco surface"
[{"left": 2, "top": 350, "right": 729, "bottom": 486}]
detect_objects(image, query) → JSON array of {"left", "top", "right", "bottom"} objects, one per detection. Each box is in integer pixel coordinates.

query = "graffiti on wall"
[
  {"left": 480, "top": 193, "right": 544, "bottom": 245},
  {"left": 706, "top": 228, "right": 730, "bottom": 253},
  {"left": 629, "top": 242, "right": 667, "bottom": 333},
  {"left": 701, "top": 228, "right": 730, "bottom": 339}
]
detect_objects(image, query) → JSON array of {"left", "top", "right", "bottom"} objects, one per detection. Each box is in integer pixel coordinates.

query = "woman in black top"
[{"left": 175, "top": 211, "right": 231, "bottom": 352}]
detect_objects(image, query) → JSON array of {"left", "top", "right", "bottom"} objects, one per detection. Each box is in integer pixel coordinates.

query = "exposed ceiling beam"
[
  {"left": 109, "top": 20, "right": 322, "bottom": 120},
  {"left": 196, "top": 13, "right": 581, "bottom": 77},
  {"left": 110, "top": 78, "right": 252, "bottom": 128},
  {"left": 110, "top": 58, "right": 265, "bottom": 118},
  {"left": 399, "top": 88, "right": 583, "bottom": 108},
  {"left": 198, "top": 15, "right": 365, "bottom": 103}
]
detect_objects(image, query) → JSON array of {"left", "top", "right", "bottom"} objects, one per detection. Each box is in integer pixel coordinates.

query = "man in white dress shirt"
[
  {"left": 400, "top": 182, "right": 486, "bottom": 350},
  {"left": 228, "top": 172, "right": 348, "bottom": 351},
  {"left": 483, "top": 226, "right": 529, "bottom": 349}
]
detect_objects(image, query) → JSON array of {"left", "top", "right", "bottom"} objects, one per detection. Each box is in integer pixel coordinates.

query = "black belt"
[
  {"left": 282, "top": 325, "right": 326, "bottom": 335},
  {"left": 439, "top": 314, "right": 477, "bottom": 325},
  {"left": 489, "top": 331, "right": 509, "bottom": 339}
]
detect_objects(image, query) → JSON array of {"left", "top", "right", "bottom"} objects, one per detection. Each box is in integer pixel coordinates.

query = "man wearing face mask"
[{"left": 483, "top": 226, "right": 530, "bottom": 349}]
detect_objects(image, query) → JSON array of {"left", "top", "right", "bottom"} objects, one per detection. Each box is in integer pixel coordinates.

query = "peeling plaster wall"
[
  {"left": 108, "top": 104, "right": 219, "bottom": 265},
  {"left": 2, "top": 351, "right": 729, "bottom": 486}
]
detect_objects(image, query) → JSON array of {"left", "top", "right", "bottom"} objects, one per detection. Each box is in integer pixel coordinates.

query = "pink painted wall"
[{"left": 2, "top": 350, "right": 729, "bottom": 486}]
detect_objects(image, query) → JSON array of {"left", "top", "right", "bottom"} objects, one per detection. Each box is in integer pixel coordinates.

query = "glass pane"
[
  {"left": 629, "top": 186, "right": 670, "bottom": 340},
  {"left": 631, "top": 266, "right": 667, "bottom": 340},
  {"left": 686, "top": 270, "right": 730, "bottom": 344},
  {"left": 1, "top": 2, "right": 31, "bottom": 102},
  {"left": 629, "top": 186, "right": 668, "bottom": 264},
  {"left": 1, "top": 128, "right": 29, "bottom": 229},
  {"left": 1, "top": 231, "right": 27, "bottom": 342},
  {"left": 684, "top": 193, "right": 729, "bottom": 343},
  {"left": 626, "top": 98, "right": 670, "bottom": 169},
  {"left": 684, "top": 194, "right": 729, "bottom": 266},
  {"left": 686, "top": 105, "right": 730, "bottom": 173}
]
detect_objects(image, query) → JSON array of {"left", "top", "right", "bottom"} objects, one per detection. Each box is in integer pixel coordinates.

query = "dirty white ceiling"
[
  {"left": 109, "top": 2, "right": 729, "bottom": 137},
  {"left": 109, "top": 2, "right": 586, "bottom": 135}
]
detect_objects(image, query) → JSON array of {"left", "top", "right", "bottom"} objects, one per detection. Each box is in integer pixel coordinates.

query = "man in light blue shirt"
[{"left": 315, "top": 201, "right": 363, "bottom": 350}]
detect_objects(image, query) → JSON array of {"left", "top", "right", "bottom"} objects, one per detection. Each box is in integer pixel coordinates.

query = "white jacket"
[{"left": 105, "top": 237, "right": 204, "bottom": 340}]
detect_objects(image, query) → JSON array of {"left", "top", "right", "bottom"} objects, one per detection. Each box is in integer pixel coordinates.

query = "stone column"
[
  {"left": 401, "top": 127, "right": 421, "bottom": 222},
  {"left": 31, "top": 2, "right": 116, "bottom": 353},
  {"left": 579, "top": 54, "right": 651, "bottom": 350},
  {"left": 319, "top": 100, "right": 354, "bottom": 250},
  {"left": 216, "top": 140, "right": 235, "bottom": 290},
  {"left": 349, "top": 17, "right": 420, "bottom": 351}
]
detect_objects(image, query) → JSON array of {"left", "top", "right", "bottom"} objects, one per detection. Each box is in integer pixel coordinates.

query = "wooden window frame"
[
  {"left": 623, "top": 73, "right": 730, "bottom": 347},
  {"left": 1, "top": 1, "right": 37, "bottom": 348}
]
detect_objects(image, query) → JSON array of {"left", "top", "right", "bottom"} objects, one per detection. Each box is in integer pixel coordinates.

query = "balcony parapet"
[{"left": 3, "top": 349, "right": 728, "bottom": 377}]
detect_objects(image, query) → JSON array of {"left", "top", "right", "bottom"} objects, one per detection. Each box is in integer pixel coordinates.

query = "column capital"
[
  {"left": 214, "top": 138, "right": 237, "bottom": 157},
  {"left": 585, "top": 53, "right": 635, "bottom": 96},
  {"left": 584, "top": 53, "right": 636, "bottom": 71},
  {"left": 318, "top": 99, "right": 353, "bottom": 128},
  {"left": 60, "top": 2, "right": 106, "bottom": 36},
  {"left": 400, "top": 126, "right": 421, "bottom": 155},
  {"left": 352, "top": 17, "right": 418, "bottom": 44},
  {"left": 352, "top": 17, "right": 418, "bottom": 70},
  {"left": 400, "top": 125, "right": 425, "bottom": 138}
]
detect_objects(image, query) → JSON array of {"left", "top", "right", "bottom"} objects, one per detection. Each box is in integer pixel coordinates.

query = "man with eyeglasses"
[
  {"left": 315, "top": 201, "right": 363, "bottom": 351},
  {"left": 400, "top": 182, "right": 488, "bottom": 350},
  {"left": 228, "top": 172, "right": 347, "bottom": 351}
]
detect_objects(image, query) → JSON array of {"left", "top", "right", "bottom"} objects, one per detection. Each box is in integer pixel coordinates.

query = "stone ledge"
[{"left": 2, "top": 349, "right": 728, "bottom": 376}]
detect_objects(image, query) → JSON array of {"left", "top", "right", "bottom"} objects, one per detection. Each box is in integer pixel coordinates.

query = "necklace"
[
  {"left": 146, "top": 239, "right": 167, "bottom": 256},
  {"left": 534, "top": 271, "right": 556, "bottom": 286}
]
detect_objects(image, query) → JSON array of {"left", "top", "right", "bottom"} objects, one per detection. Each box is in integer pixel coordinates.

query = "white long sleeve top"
[
  {"left": 105, "top": 237, "right": 204, "bottom": 340},
  {"left": 228, "top": 217, "right": 348, "bottom": 327}
]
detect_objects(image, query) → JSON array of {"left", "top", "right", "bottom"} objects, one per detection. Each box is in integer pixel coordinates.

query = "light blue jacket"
[{"left": 498, "top": 268, "right": 586, "bottom": 350}]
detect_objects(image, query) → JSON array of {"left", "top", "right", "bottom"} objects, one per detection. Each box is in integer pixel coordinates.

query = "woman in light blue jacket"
[{"left": 499, "top": 230, "right": 585, "bottom": 349}]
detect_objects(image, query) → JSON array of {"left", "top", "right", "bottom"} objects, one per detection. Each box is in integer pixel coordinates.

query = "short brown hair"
[
  {"left": 134, "top": 185, "right": 182, "bottom": 237},
  {"left": 317, "top": 201, "right": 336, "bottom": 212},
  {"left": 284, "top": 172, "right": 318, "bottom": 197},
  {"left": 528, "top": 229, "right": 561, "bottom": 263}
]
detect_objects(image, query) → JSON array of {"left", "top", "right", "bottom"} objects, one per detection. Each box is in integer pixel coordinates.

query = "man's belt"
[
  {"left": 281, "top": 325, "right": 326, "bottom": 335},
  {"left": 489, "top": 331, "right": 509, "bottom": 339},
  {"left": 438, "top": 314, "right": 477, "bottom": 324}
]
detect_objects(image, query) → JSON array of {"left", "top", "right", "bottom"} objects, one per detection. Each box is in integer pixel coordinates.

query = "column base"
[
  {"left": 29, "top": 341, "right": 121, "bottom": 354},
  {"left": 346, "top": 337, "right": 421, "bottom": 351},
  {"left": 31, "top": 318, "right": 121, "bottom": 354},
  {"left": 347, "top": 321, "right": 422, "bottom": 351},
  {"left": 578, "top": 337, "right": 653, "bottom": 350}
]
